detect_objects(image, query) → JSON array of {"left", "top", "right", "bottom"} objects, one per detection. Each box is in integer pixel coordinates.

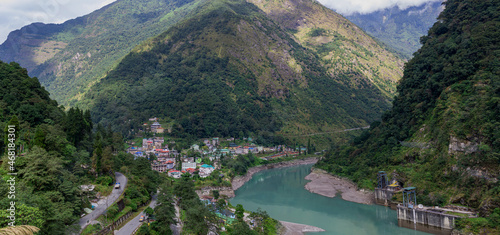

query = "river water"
[{"left": 230, "top": 164, "right": 430, "bottom": 235}]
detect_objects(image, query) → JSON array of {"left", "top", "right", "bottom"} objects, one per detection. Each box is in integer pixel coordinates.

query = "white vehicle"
[{"left": 115, "top": 182, "right": 120, "bottom": 189}]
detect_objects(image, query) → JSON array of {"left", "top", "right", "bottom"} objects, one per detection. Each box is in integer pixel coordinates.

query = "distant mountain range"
[
  {"left": 0, "top": 0, "right": 206, "bottom": 106},
  {"left": 346, "top": 1, "right": 444, "bottom": 59},
  {"left": 0, "top": 0, "right": 404, "bottom": 146}
]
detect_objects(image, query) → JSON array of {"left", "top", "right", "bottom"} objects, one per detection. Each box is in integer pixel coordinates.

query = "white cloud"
[
  {"left": 0, "top": 0, "right": 116, "bottom": 44},
  {"left": 317, "top": 0, "right": 441, "bottom": 15}
]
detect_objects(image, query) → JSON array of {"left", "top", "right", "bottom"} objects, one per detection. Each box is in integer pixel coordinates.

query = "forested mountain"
[
  {"left": 316, "top": 0, "right": 499, "bottom": 221},
  {"left": 0, "top": 0, "right": 206, "bottom": 106},
  {"left": 85, "top": 0, "right": 404, "bottom": 145},
  {"left": 0, "top": 61, "right": 162, "bottom": 234},
  {"left": 346, "top": 1, "right": 444, "bottom": 59},
  {"left": 0, "top": 60, "right": 92, "bottom": 233}
]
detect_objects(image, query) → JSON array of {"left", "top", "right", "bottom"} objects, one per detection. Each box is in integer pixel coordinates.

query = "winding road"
[
  {"left": 283, "top": 126, "right": 370, "bottom": 137},
  {"left": 116, "top": 194, "right": 158, "bottom": 235},
  {"left": 79, "top": 172, "right": 128, "bottom": 231}
]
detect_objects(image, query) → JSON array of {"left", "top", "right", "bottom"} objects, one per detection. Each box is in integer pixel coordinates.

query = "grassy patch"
[
  {"left": 94, "top": 184, "right": 113, "bottom": 197},
  {"left": 81, "top": 223, "right": 102, "bottom": 235},
  {"left": 445, "top": 211, "right": 469, "bottom": 217}
]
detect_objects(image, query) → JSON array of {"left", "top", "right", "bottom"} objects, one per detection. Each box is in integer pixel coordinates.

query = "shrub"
[{"left": 97, "top": 176, "right": 113, "bottom": 185}]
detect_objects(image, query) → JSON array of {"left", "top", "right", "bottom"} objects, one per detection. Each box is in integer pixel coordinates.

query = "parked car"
[{"left": 139, "top": 215, "right": 145, "bottom": 222}]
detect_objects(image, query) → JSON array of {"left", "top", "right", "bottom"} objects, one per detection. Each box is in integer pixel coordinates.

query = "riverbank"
[
  {"left": 231, "top": 157, "right": 319, "bottom": 191},
  {"left": 304, "top": 168, "right": 374, "bottom": 204},
  {"left": 279, "top": 221, "right": 325, "bottom": 235}
]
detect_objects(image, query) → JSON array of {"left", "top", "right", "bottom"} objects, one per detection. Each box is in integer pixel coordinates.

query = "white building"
[{"left": 182, "top": 162, "right": 197, "bottom": 171}]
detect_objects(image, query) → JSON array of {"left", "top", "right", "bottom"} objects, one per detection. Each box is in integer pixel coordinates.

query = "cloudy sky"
[
  {"left": 0, "top": 0, "right": 116, "bottom": 43},
  {"left": 0, "top": 0, "right": 439, "bottom": 44},
  {"left": 317, "top": 0, "right": 442, "bottom": 15}
]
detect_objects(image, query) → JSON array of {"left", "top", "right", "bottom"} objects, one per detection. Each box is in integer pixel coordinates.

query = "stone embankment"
[{"left": 195, "top": 186, "right": 235, "bottom": 198}]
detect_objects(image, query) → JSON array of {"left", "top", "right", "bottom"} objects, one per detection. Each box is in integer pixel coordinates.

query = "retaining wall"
[
  {"left": 374, "top": 188, "right": 395, "bottom": 206},
  {"left": 397, "top": 205, "right": 459, "bottom": 233}
]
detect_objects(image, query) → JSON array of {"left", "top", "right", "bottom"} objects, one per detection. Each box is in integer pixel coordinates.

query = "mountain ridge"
[
  {"left": 85, "top": 0, "right": 402, "bottom": 147},
  {"left": 316, "top": 0, "right": 500, "bottom": 219},
  {"left": 0, "top": 0, "right": 206, "bottom": 106}
]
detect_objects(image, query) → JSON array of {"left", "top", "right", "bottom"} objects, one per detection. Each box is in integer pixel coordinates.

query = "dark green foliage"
[
  {"left": 308, "top": 28, "right": 327, "bottom": 37},
  {"left": 0, "top": 61, "right": 143, "bottom": 234},
  {"left": 248, "top": 208, "right": 278, "bottom": 234},
  {"left": 0, "top": 61, "right": 96, "bottom": 234},
  {"left": 221, "top": 153, "right": 258, "bottom": 176},
  {"left": 171, "top": 176, "right": 217, "bottom": 234},
  {"left": 316, "top": 0, "right": 500, "bottom": 216},
  {"left": 146, "top": 184, "right": 176, "bottom": 235},
  {"left": 90, "top": 43, "right": 279, "bottom": 139},
  {"left": 235, "top": 204, "right": 244, "bottom": 220},
  {"left": 229, "top": 220, "right": 257, "bottom": 235},
  {"left": 86, "top": 0, "right": 392, "bottom": 145}
]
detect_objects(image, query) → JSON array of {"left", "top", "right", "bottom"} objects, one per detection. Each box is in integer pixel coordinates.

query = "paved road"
[
  {"left": 79, "top": 172, "right": 127, "bottom": 230},
  {"left": 116, "top": 194, "right": 158, "bottom": 235},
  {"left": 170, "top": 202, "right": 182, "bottom": 235},
  {"left": 283, "top": 126, "right": 370, "bottom": 137}
]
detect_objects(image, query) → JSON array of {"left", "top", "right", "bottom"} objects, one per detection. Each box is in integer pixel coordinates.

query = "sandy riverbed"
[
  {"left": 231, "top": 158, "right": 319, "bottom": 191},
  {"left": 279, "top": 221, "right": 325, "bottom": 235},
  {"left": 304, "top": 168, "right": 374, "bottom": 204}
]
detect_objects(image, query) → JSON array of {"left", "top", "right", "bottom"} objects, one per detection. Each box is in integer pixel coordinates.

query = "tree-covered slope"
[
  {"left": 86, "top": 0, "right": 397, "bottom": 144},
  {"left": 0, "top": 60, "right": 92, "bottom": 233},
  {"left": 0, "top": 0, "right": 206, "bottom": 106},
  {"left": 316, "top": 0, "right": 499, "bottom": 217},
  {"left": 248, "top": 0, "right": 404, "bottom": 99},
  {"left": 346, "top": 1, "right": 444, "bottom": 60},
  {"left": 0, "top": 61, "right": 162, "bottom": 234}
]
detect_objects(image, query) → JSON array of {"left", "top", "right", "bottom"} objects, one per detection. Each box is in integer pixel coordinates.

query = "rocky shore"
[
  {"left": 231, "top": 157, "right": 319, "bottom": 191},
  {"left": 195, "top": 186, "right": 235, "bottom": 198},
  {"left": 304, "top": 168, "right": 374, "bottom": 204},
  {"left": 279, "top": 221, "right": 325, "bottom": 235}
]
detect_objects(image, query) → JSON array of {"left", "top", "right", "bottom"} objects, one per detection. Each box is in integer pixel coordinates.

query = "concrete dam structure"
[
  {"left": 397, "top": 205, "right": 460, "bottom": 234},
  {"left": 373, "top": 172, "right": 477, "bottom": 234}
]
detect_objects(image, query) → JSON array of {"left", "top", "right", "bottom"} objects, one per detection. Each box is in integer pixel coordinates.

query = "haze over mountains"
[{"left": 346, "top": 0, "right": 444, "bottom": 59}]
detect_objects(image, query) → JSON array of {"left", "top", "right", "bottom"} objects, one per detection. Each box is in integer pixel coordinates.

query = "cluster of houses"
[
  {"left": 145, "top": 117, "right": 170, "bottom": 134},
  {"left": 167, "top": 163, "right": 215, "bottom": 179},
  {"left": 193, "top": 140, "right": 290, "bottom": 160},
  {"left": 126, "top": 137, "right": 217, "bottom": 178},
  {"left": 127, "top": 120, "right": 307, "bottom": 179},
  {"left": 201, "top": 197, "right": 236, "bottom": 225}
]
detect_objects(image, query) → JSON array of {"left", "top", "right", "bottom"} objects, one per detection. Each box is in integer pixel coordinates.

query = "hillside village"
[{"left": 126, "top": 118, "right": 307, "bottom": 179}]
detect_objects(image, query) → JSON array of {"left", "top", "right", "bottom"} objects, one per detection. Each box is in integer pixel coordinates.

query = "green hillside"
[
  {"left": 248, "top": 0, "right": 404, "bottom": 99},
  {"left": 0, "top": 0, "right": 206, "bottom": 106},
  {"left": 0, "top": 60, "right": 91, "bottom": 233},
  {"left": 0, "top": 61, "right": 163, "bottom": 234},
  {"left": 85, "top": 0, "right": 402, "bottom": 146},
  {"left": 316, "top": 0, "right": 500, "bottom": 225}
]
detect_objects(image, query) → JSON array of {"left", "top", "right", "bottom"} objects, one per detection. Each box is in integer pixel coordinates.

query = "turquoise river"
[{"left": 230, "top": 164, "right": 430, "bottom": 235}]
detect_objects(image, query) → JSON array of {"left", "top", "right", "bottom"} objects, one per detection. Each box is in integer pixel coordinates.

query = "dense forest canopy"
[
  {"left": 0, "top": 60, "right": 162, "bottom": 234},
  {"left": 316, "top": 0, "right": 499, "bottom": 218},
  {"left": 87, "top": 0, "right": 394, "bottom": 148}
]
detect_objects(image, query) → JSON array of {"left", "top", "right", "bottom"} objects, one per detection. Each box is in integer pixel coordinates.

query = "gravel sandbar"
[
  {"left": 279, "top": 221, "right": 325, "bottom": 235},
  {"left": 304, "top": 168, "right": 374, "bottom": 204}
]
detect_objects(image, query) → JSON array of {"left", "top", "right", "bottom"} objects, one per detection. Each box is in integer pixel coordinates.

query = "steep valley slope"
[
  {"left": 85, "top": 0, "right": 404, "bottom": 147},
  {"left": 316, "top": 0, "right": 500, "bottom": 222}
]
